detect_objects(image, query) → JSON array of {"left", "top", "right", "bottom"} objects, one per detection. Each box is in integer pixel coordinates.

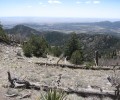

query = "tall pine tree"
[{"left": 64, "top": 32, "right": 83, "bottom": 64}]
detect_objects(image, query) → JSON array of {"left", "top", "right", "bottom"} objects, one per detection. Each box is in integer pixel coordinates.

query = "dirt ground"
[{"left": 0, "top": 43, "right": 119, "bottom": 100}]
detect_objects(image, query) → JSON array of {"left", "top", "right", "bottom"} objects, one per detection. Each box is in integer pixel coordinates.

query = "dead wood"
[
  {"left": 35, "top": 62, "right": 120, "bottom": 70},
  {"left": 57, "top": 53, "right": 64, "bottom": 65},
  {"left": 107, "top": 66, "right": 120, "bottom": 100},
  {"left": 5, "top": 93, "right": 18, "bottom": 97},
  {"left": 5, "top": 89, "right": 18, "bottom": 97},
  {"left": 7, "top": 71, "right": 40, "bottom": 90},
  {"left": 19, "top": 93, "right": 31, "bottom": 99},
  {"left": 39, "top": 85, "right": 116, "bottom": 99}
]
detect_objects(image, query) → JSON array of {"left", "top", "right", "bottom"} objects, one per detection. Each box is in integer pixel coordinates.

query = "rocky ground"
[{"left": 0, "top": 43, "right": 119, "bottom": 100}]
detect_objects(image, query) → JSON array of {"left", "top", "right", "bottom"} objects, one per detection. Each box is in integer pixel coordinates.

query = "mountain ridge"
[{"left": 17, "top": 21, "right": 120, "bottom": 35}]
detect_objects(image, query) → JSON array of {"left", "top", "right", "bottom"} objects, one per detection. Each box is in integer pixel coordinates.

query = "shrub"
[
  {"left": 85, "top": 62, "right": 95, "bottom": 69},
  {"left": 22, "top": 35, "right": 48, "bottom": 57},
  {"left": 22, "top": 42, "right": 33, "bottom": 57},
  {"left": 51, "top": 46, "right": 62, "bottom": 57},
  {"left": 0, "top": 24, "right": 9, "bottom": 43},
  {"left": 70, "top": 50, "right": 83, "bottom": 65},
  {"left": 40, "top": 89, "right": 67, "bottom": 100}
]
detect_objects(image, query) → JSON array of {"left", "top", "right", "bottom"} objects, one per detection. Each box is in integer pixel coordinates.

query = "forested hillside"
[
  {"left": 0, "top": 24, "right": 9, "bottom": 43},
  {"left": 5, "top": 25, "right": 42, "bottom": 36},
  {"left": 5, "top": 24, "right": 120, "bottom": 61}
]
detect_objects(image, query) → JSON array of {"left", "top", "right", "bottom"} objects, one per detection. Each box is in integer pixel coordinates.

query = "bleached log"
[
  {"left": 5, "top": 93, "right": 18, "bottom": 97},
  {"left": 19, "top": 93, "right": 31, "bottom": 99},
  {"left": 32, "top": 84, "right": 116, "bottom": 99},
  {"left": 35, "top": 62, "right": 120, "bottom": 70}
]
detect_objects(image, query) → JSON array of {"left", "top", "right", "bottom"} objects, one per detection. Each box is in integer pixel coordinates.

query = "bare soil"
[{"left": 0, "top": 43, "right": 119, "bottom": 100}]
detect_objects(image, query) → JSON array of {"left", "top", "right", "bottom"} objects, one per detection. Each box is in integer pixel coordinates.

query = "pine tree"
[
  {"left": 64, "top": 32, "right": 82, "bottom": 60},
  {"left": 0, "top": 23, "right": 9, "bottom": 43}
]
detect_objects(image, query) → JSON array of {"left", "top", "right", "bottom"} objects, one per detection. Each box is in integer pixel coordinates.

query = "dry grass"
[{"left": 0, "top": 43, "right": 119, "bottom": 100}]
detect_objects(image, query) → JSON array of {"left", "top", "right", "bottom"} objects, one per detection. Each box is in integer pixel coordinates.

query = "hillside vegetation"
[
  {"left": 0, "top": 24, "right": 9, "bottom": 43},
  {"left": 0, "top": 22, "right": 120, "bottom": 100},
  {"left": 4, "top": 24, "right": 120, "bottom": 62}
]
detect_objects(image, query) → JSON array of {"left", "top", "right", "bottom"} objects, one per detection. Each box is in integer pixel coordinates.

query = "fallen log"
[
  {"left": 34, "top": 85, "right": 116, "bottom": 99},
  {"left": 19, "top": 93, "right": 31, "bottom": 99},
  {"left": 66, "top": 87, "right": 115, "bottom": 98},
  {"left": 7, "top": 71, "right": 116, "bottom": 99},
  {"left": 35, "top": 62, "right": 120, "bottom": 70},
  {"left": 5, "top": 93, "right": 18, "bottom": 97}
]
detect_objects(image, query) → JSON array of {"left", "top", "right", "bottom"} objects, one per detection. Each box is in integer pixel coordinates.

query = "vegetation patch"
[
  {"left": 22, "top": 34, "right": 48, "bottom": 57},
  {"left": 39, "top": 89, "right": 67, "bottom": 100}
]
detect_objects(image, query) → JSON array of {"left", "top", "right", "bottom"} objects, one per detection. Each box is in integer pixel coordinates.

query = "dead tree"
[
  {"left": 107, "top": 66, "right": 120, "bottom": 100},
  {"left": 57, "top": 53, "right": 64, "bottom": 65},
  {"left": 115, "top": 85, "right": 120, "bottom": 100},
  {"left": 95, "top": 51, "right": 99, "bottom": 66},
  {"left": 7, "top": 71, "right": 40, "bottom": 90},
  {"left": 7, "top": 71, "right": 31, "bottom": 88}
]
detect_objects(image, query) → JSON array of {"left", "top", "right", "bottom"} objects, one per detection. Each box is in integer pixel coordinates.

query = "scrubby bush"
[
  {"left": 85, "top": 62, "right": 95, "bottom": 69},
  {"left": 39, "top": 89, "right": 67, "bottom": 100},
  {"left": 22, "top": 35, "right": 48, "bottom": 57},
  {"left": 0, "top": 23, "right": 9, "bottom": 43},
  {"left": 51, "top": 46, "right": 62, "bottom": 57},
  {"left": 22, "top": 42, "right": 33, "bottom": 57},
  {"left": 70, "top": 50, "right": 83, "bottom": 65}
]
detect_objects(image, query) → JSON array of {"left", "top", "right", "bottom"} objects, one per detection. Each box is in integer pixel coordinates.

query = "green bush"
[
  {"left": 22, "top": 42, "right": 33, "bottom": 57},
  {"left": 40, "top": 89, "right": 67, "bottom": 100},
  {"left": 22, "top": 35, "right": 48, "bottom": 57},
  {"left": 51, "top": 46, "right": 62, "bottom": 57},
  {"left": 70, "top": 50, "right": 83, "bottom": 65},
  {"left": 85, "top": 62, "right": 95, "bottom": 69},
  {"left": 0, "top": 24, "right": 9, "bottom": 43}
]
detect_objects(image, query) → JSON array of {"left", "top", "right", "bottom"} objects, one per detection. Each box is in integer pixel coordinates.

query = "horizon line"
[{"left": 0, "top": 16, "right": 120, "bottom": 19}]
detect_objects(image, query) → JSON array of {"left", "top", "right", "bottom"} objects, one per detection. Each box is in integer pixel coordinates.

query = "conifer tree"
[
  {"left": 0, "top": 23, "right": 9, "bottom": 43},
  {"left": 64, "top": 32, "right": 82, "bottom": 59},
  {"left": 70, "top": 50, "right": 83, "bottom": 64}
]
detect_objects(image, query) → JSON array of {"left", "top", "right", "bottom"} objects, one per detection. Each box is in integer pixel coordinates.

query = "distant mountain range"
[
  {"left": 3, "top": 21, "right": 120, "bottom": 37},
  {"left": 2, "top": 23, "right": 120, "bottom": 61},
  {"left": 1, "top": 17, "right": 120, "bottom": 35},
  {"left": 1, "top": 17, "right": 120, "bottom": 25}
]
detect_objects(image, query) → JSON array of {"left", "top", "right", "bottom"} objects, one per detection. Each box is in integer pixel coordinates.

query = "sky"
[{"left": 0, "top": 0, "right": 120, "bottom": 19}]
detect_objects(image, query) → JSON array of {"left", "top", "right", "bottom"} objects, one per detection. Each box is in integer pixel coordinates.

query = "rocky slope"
[{"left": 0, "top": 43, "right": 119, "bottom": 100}]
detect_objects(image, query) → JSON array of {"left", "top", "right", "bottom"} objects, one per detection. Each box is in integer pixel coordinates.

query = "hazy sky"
[{"left": 0, "top": 0, "right": 120, "bottom": 18}]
